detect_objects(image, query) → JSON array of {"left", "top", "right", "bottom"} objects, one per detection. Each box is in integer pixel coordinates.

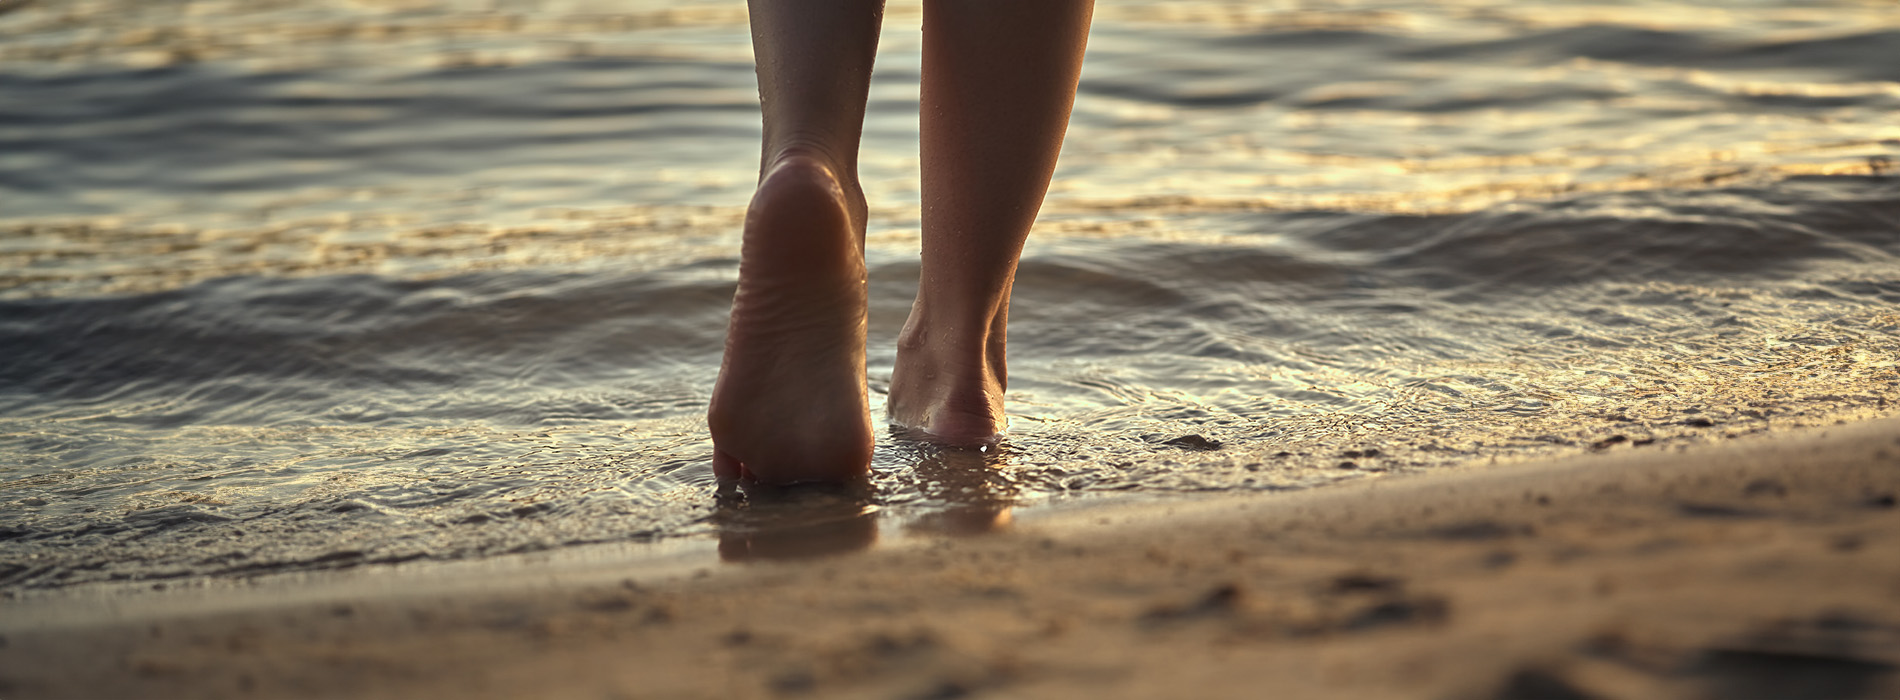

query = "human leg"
[
  {"left": 888, "top": 0, "right": 1094, "bottom": 444},
  {"left": 708, "top": 0, "right": 886, "bottom": 483}
]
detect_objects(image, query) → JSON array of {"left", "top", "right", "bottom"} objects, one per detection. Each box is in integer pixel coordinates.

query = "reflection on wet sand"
[
  {"left": 901, "top": 446, "right": 1019, "bottom": 538},
  {"left": 715, "top": 441, "right": 1021, "bottom": 561},
  {"left": 716, "top": 505, "right": 881, "bottom": 562},
  {"left": 713, "top": 476, "right": 879, "bottom": 561}
]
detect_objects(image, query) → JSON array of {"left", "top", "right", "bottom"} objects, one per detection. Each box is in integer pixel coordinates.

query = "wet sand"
[{"left": 5, "top": 416, "right": 1899, "bottom": 699}]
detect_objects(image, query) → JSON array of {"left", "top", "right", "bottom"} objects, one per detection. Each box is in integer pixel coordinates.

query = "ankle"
[
  {"left": 765, "top": 141, "right": 849, "bottom": 171},
  {"left": 759, "top": 146, "right": 867, "bottom": 234},
  {"left": 896, "top": 305, "right": 1006, "bottom": 380},
  {"left": 736, "top": 160, "right": 871, "bottom": 302},
  {"left": 762, "top": 143, "right": 857, "bottom": 193}
]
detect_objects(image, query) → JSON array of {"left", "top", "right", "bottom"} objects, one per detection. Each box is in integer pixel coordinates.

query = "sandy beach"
[{"left": 5, "top": 415, "right": 1897, "bottom": 699}]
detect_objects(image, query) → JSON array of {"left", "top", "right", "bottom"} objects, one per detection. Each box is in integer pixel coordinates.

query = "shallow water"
[{"left": 3, "top": 0, "right": 1898, "bottom": 587}]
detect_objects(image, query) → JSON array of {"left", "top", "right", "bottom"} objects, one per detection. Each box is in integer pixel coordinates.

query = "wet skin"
[{"left": 709, "top": 0, "right": 1094, "bottom": 483}]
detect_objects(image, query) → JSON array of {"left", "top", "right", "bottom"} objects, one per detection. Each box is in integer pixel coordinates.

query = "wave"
[{"left": 5, "top": 176, "right": 1892, "bottom": 426}]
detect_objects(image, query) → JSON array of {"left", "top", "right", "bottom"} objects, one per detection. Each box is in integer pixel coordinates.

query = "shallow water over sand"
[{"left": 3, "top": 0, "right": 1898, "bottom": 587}]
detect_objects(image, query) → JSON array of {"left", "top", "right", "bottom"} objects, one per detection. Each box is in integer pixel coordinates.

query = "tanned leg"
[
  {"left": 888, "top": 0, "right": 1094, "bottom": 445},
  {"left": 708, "top": 0, "right": 885, "bottom": 483}
]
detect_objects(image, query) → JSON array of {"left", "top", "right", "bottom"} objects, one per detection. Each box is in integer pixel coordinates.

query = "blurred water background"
[{"left": 3, "top": 0, "right": 1897, "bottom": 587}]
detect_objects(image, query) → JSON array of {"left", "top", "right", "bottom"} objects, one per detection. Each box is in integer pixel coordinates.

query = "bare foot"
[
  {"left": 887, "top": 302, "right": 1010, "bottom": 446},
  {"left": 708, "top": 154, "right": 874, "bottom": 483}
]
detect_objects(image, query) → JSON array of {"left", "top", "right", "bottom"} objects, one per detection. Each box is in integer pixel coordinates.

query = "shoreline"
[{"left": 5, "top": 416, "right": 1899, "bottom": 698}]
